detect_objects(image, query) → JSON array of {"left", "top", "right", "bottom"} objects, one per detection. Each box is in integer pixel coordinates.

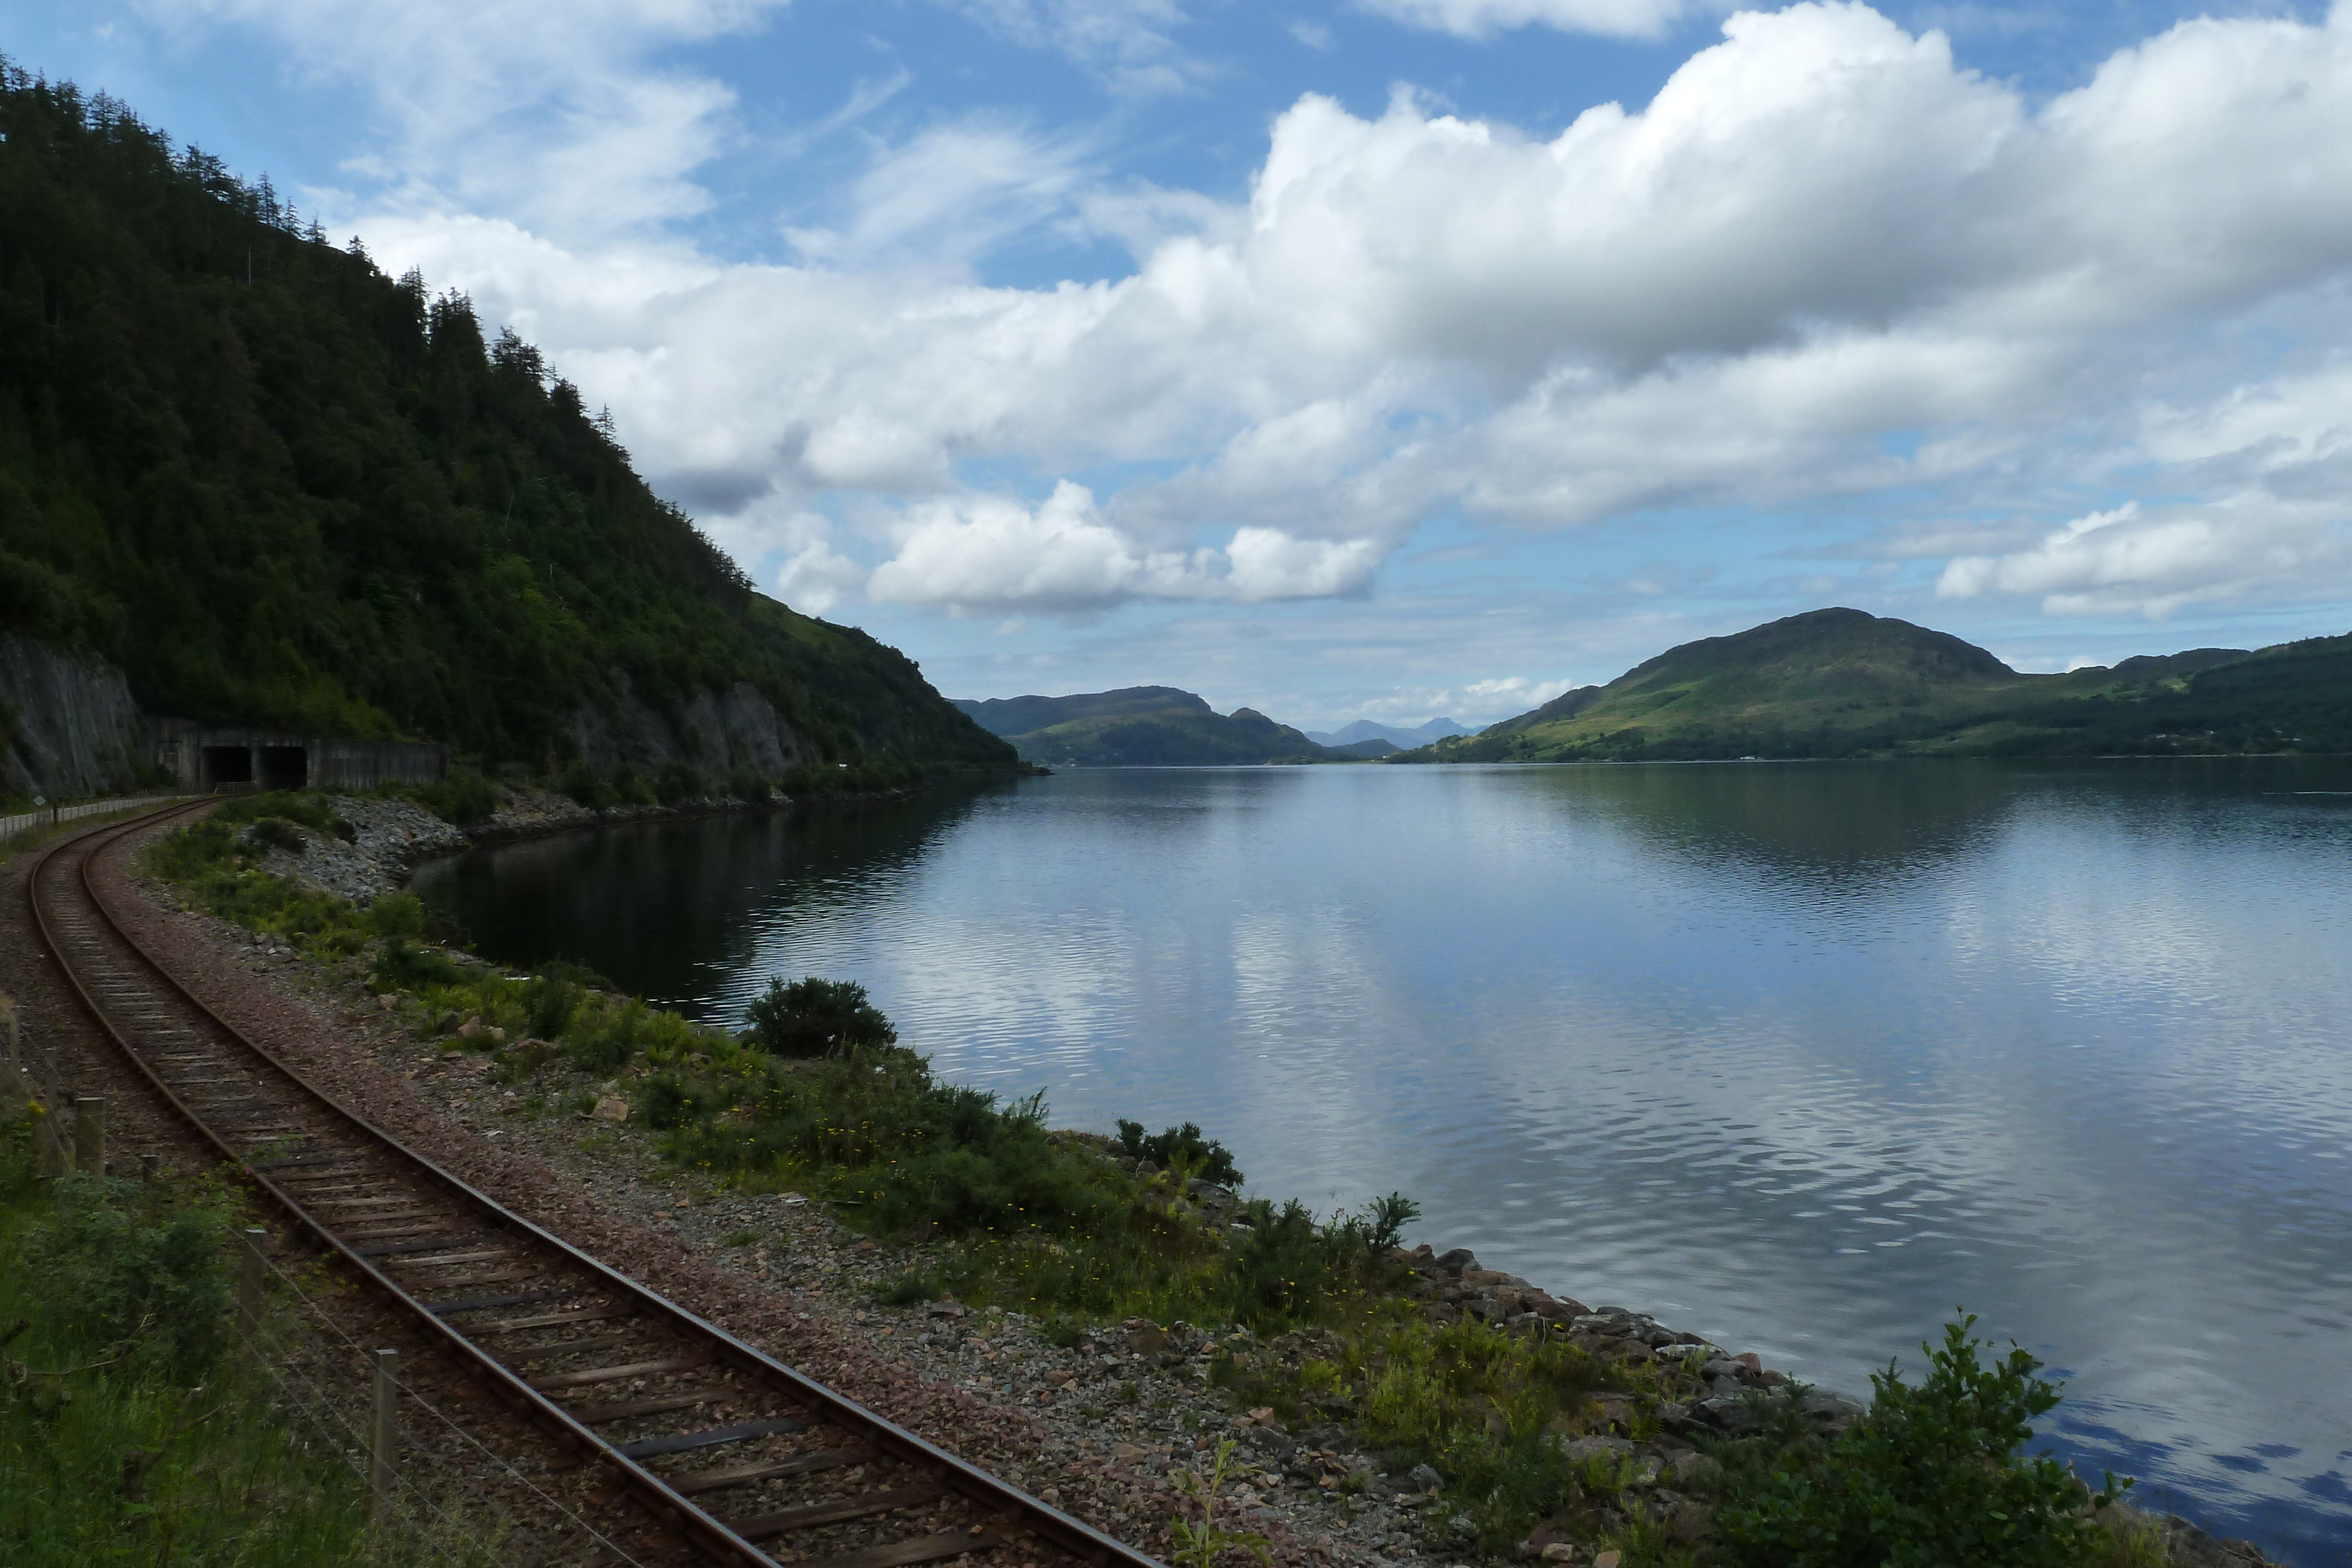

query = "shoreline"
[{"left": 168, "top": 792, "right": 2296, "bottom": 1567}]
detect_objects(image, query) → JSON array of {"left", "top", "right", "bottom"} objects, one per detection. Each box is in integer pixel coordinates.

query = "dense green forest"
[
  {"left": 953, "top": 686, "right": 1330, "bottom": 765},
  {"left": 0, "top": 65, "right": 1010, "bottom": 773},
  {"left": 1411, "top": 609, "right": 2352, "bottom": 763}
]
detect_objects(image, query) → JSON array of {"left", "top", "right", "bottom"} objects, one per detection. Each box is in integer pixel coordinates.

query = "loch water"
[{"left": 413, "top": 759, "right": 2352, "bottom": 1559}]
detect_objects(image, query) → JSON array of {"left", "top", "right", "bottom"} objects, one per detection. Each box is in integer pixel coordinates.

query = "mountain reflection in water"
[{"left": 415, "top": 759, "right": 2352, "bottom": 1560}]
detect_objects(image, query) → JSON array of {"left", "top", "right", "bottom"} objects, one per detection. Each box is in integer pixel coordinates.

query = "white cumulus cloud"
[
  {"left": 867, "top": 482, "right": 1384, "bottom": 610},
  {"left": 292, "top": 1, "right": 2352, "bottom": 619},
  {"left": 1354, "top": 0, "right": 1703, "bottom": 42}
]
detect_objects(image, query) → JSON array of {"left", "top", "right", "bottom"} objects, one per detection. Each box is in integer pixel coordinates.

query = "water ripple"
[{"left": 414, "top": 760, "right": 2352, "bottom": 1562}]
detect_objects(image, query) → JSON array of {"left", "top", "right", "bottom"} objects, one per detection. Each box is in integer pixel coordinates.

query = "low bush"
[
  {"left": 412, "top": 768, "right": 500, "bottom": 825},
  {"left": 213, "top": 792, "right": 355, "bottom": 841},
  {"left": 610, "top": 765, "right": 654, "bottom": 807},
  {"left": 138, "top": 819, "right": 372, "bottom": 955},
  {"left": 520, "top": 974, "right": 584, "bottom": 1039},
  {"left": 655, "top": 760, "right": 705, "bottom": 804},
  {"left": 556, "top": 758, "right": 616, "bottom": 809},
  {"left": 726, "top": 765, "right": 770, "bottom": 803},
  {"left": 372, "top": 937, "right": 473, "bottom": 991},
  {"left": 1716, "top": 1313, "right": 2124, "bottom": 1568},
  {"left": 743, "top": 976, "right": 897, "bottom": 1059},
  {"left": 243, "top": 815, "right": 311, "bottom": 854},
  {"left": 365, "top": 891, "right": 426, "bottom": 942},
  {"left": 1116, "top": 1119, "right": 1243, "bottom": 1186},
  {"left": 872, "top": 1271, "right": 944, "bottom": 1306},
  {"left": 0, "top": 1121, "right": 379, "bottom": 1565}
]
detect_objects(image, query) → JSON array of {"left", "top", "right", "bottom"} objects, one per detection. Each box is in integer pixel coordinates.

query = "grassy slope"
[
  {"left": 958, "top": 688, "right": 1331, "bottom": 765},
  {"left": 0, "top": 1136, "right": 450, "bottom": 1566},
  {"left": 1414, "top": 610, "right": 2349, "bottom": 762},
  {"left": 0, "top": 69, "right": 1010, "bottom": 774}
]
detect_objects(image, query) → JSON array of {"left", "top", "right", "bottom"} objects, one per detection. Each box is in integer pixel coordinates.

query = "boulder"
[
  {"left": 1798, "top": 1388, "right": 1867, "bottom": 1430},
  {"left": 1668, "top": 1500, "right": 1715, "bottom": 1543},
  {"left": 1669, "top": 1451, "right": 1720, "bottom": 1488},
  {"left": 1561, "top": 1435, "right": 1633, "bottom": 1464}
]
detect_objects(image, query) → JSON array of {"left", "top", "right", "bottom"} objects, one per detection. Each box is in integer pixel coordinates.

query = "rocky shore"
[{"left": 250, "top": 781, "right": 924, "bottom": 907}]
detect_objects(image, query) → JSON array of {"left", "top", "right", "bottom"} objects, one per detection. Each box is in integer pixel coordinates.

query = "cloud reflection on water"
[{"left": 415, "top": 760, "right": 2352, "bottom": 1557}]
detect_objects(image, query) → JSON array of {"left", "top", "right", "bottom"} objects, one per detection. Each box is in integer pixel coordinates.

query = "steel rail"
[{"left": 27, "top": 804, "right": 1165, "bottom": 1568}]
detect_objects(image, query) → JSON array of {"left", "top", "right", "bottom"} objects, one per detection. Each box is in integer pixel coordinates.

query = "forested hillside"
[
  {"left": 1412, "top": 609, "right": 2351, "bottom": 762},
  {"left": 953, "top": 687, "right": 1329, "bottom": 765},
  {"left": 0, "top": 66, "right": 1010, "bottom": 774}
]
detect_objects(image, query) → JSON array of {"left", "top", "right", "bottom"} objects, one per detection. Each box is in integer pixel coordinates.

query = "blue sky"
[{"left": 12, "top": 0, "right": 2352, "bottom": 726}]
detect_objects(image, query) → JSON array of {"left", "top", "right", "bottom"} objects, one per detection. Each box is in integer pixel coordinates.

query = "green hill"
[
  {"left": 0, "top": 68, "right": 1011, "bottom": 777},
  {"left": 953, "top": 687, "right": 1329, "bottom": 765},
  {"left": 1409, "top": 609, "right": 2348, "bottom": 762}
]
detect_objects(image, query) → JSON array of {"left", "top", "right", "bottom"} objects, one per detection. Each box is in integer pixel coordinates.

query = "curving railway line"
[{"left": 26, "top": 803, "right": 1164, "bottom": 1568}]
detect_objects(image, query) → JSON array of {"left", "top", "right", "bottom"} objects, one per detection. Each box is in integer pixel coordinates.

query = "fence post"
[
  {"left": 369, "top": 1348, "right": 400, "bottom": 1521},
  {"left": 34, "top": 1030, "right": 65, "bottom": 1179},
  {"left": 74, "top": 1096, "right": 105, "bottom": 1175},
  {"left": 236, "top": 1228, "right": 267, "bottom": 1373}
]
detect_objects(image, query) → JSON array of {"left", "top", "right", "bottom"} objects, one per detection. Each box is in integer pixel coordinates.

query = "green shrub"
[
  {"left": 779, "top": 763, "right": 836, "bottom": 797},
  {"left": 655, "top": 760, "right": 705, "bottom": 803},
  {"left": 610, "top": 764, "right": 655, "bottom": 806},
  {"left": 0, "top": 1126, "right": 387, "bottom": 1565},
  {"left": 557, "top": 758, "right": 616, "bottom": 809},
  {"left": 372, "top": 938, "right": 472, "bottom": 991},
  {"left": 520, "top": 975, "right": 583, "bottom": 1039},
  {"left": 136, "top": 819, "right": 373, "bottom": 955},
  {"left": 743, "top": 976, "right": 897, "bottom": 1059},
  {"left": 566, "top": 995, "right": 656, "bottom": 1072},
  {"left": 1115, "top": 1119, "right": 1243, "bottom": 1186},
  {"left": 21, "top": 1171, "right": 233, "bottom": 1377},
  {"left": 243, "top": 815, "right": 310, "bottom": 854},
  {"left": 365, "top": 891, "right": 426, "bottom": 941},
  {"left": 415, "top": 767, "right": 500, "bottom": 825},
  {"left": 726, "top": 764, "right": 770, "bottom": 802},
  {"left": 1717, "top": 1313, "right": 2124, "bottom": 1568},
  {"left": 537, "top": 958, "right": 616, "bottom": 990},
  {"left": 873, "top": 1271, "right": 943, "bottom": 1306},
  {"left": 215, "top": 792, "right": 353, "bottom": 840}
]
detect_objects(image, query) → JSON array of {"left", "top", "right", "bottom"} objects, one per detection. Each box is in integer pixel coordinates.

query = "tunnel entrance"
[
  {"left": 258, "top": 746, "right": 309, "bottom": 791},
  {"left": 200, "top": 745, "right": 254, "bottom": 786}
]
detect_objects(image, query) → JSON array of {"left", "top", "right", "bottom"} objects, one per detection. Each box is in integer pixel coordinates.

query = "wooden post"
[
  {"left": 369, "top": 1348, "right": 400, "bottom": 1520},
  {"left": 74, "top": 1096, "right": 104, "bottom": 1176},
  {"left": 31, "top": 1029, "right": 64, "bottom": 1179},
  {"left": 237, "top": 1228, "right": 266, "bottom": 1373},
  {"left": 0, "top": 996, "right": 21, "bottom": 1125}
]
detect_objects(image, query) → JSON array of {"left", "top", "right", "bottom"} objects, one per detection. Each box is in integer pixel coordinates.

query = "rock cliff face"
[
  {"left": 0, "top": 636, "right": 146, "bottom": 800},
  {"left": 566, "top": 673, "right": 811, "bottom": 779}
]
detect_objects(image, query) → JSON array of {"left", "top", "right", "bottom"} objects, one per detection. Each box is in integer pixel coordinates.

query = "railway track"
[{"left": 28, "top": 803, "right": 1163, "bottom": 1568}]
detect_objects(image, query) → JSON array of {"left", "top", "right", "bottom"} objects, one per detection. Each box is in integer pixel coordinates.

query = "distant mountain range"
[
  {"left": 951, "top": 687, "right": 1329, "bottom": 765},
  {"left": 1301, "top": 717, "right": 1472, "bottom": 748},
  {"left": 956, "top": 610, "right": 2348, "bottom": 768},
  {"left": 1402, "top": 608, "right": 2350, "bottom": 762}
]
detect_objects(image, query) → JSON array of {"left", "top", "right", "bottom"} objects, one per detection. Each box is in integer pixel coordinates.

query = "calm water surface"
[{"left": 415, "top": 760, "right": 2352, "bottom": 1559}]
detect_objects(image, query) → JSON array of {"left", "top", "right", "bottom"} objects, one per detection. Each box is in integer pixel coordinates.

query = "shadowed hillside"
[
  {"left": 0, "top": 67, "right": 1010, "bottom": 776},
  {"left": 954, "top": 687, "right": 1329, "bottom": 765}
]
